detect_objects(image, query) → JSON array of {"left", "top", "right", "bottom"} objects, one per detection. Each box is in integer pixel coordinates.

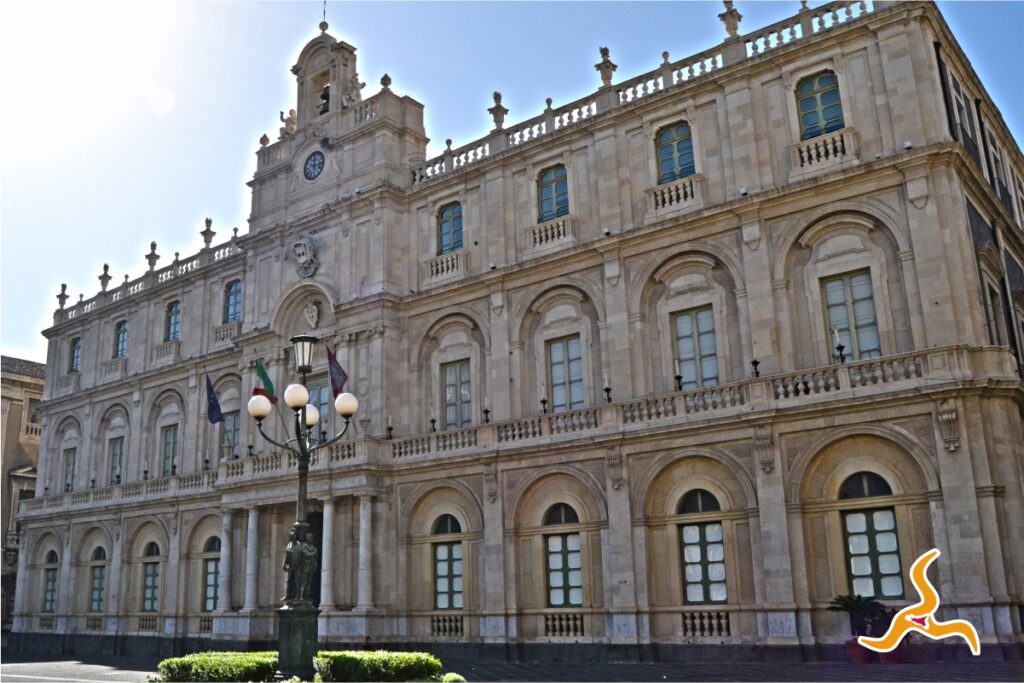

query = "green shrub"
[
  {"left": 157, "top": 651, "right": 278, "bottom": 682},
  {"left": 440, "top": 673, "right": 467, "bottom": 682},
  {"left": 314, "top": 650, "right": 442, "bottom": 682}
]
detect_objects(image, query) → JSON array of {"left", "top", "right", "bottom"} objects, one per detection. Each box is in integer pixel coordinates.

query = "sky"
[{"left": 2, "top": 0, "right": 1022, "bottom": 363}]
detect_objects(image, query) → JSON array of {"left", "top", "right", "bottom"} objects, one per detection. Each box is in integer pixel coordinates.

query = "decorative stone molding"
[
  {"left": 484, "top": 462, "right": 498, "bottom": 503},
  {"left": 742, "top": 221, "right": 761, "bottom": 250},
  {"left": 753, "top": 427, "right": 774, "bottom": 473},
  {"left": 605, "top": 450, "right": 623, "bottom": 489},
  {"left": 290, "top": 236, "right": 319, "bottom": 278},
  {"left": 905, "top": 176, "right": 930, "bottom": 209},
  {"left": 937, "top": 408, "right": 960, "bottom": 452}
]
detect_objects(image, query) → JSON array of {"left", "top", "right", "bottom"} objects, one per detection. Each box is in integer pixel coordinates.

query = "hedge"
[
  {"left": 156, "top": 651, "right": 278, "bottom": 682},
  {"left": 314, "top": 650, "right": 442, "bottom": 682}
]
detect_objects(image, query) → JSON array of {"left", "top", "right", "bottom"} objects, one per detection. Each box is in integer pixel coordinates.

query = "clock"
[{"left": 303, "top": 151, "right": 325, "bottom": 180}]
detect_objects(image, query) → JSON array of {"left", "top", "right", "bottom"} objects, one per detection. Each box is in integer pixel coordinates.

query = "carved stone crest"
[
  {"left": 290, "top": 236, "right": 319, "bottom": 277},
  {"left": 303, "top": 300, "right": 321, "bottom": 329}
]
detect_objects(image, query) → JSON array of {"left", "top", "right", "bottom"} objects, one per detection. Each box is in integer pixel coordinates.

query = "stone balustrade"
[
  {"left": 530, "top": 215, "right": 575, "bottom": 251},
  {"left": 212, "top": 321, "right": 242, "bottom": 343},
  {"left": 681, "top": 609, "right": 732, "bottom": 638},
  {"left": 646, "top": 174, "right": 705, "bottom": 216},
  {"left": 788, "top": 127, "right": 859, "bottom": 180},
  {"left": 424, "top": 251, "right": 465, "bottom": 283}
]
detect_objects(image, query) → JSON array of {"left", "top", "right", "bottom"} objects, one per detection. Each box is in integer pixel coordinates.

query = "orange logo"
[{"left": 858, "top": 548, "right": 980, "bottom": 655}]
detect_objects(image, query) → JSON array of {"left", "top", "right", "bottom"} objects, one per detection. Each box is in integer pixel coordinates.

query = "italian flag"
[{"left": 253, "top": 359, "right": 278, "bottom": 404}]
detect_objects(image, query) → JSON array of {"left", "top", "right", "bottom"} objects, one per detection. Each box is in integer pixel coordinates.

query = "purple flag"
[{"left": 325, "top": 344, "right": 348, "bottom": 398}]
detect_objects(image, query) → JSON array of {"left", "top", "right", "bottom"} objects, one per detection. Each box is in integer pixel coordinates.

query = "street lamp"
[{"left": 246, "top": 334, "right": 359, "bottom": 680}]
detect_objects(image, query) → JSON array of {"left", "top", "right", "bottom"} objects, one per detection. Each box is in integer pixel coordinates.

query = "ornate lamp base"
[{"left": 277, "top": 603, "right": 320, "bottom": 680}]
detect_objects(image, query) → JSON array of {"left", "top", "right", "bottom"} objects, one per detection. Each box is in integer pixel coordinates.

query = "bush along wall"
[
  {"left": 314, "top": 650, "right": 443, "bottom": 682},
  {"left": 156, "top": 651, "right": 278, "bottom": 682}
]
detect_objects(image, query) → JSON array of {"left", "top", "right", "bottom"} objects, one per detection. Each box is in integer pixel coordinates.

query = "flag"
[
  {"left": 326, "top": 344, "right": 348, "bottom": 398},
  {"left": 206, "top": 375, "right": 224, "bottom": 424},
  {"left": 253, "top": 359, "right": 278, "bottom": 404}
]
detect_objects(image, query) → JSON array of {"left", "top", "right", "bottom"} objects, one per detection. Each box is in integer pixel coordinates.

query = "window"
[
  {"left": 797, "top": 71, "right": 844, "bottom": 140},
  {"left": 69, "top": 337, "right": 82, "bottom": 373},
  {"left": 42, "top": 550, "right": 58, "bottom": 613},
  {"left": 89, "top": 547, "right": 107, "bottom": 613},
  {"left": 63, "top": 447, "right": 76, "bottom": 492},
  {"left": 442, "top": 360, "right": 472, "bottom": 429},
  {"left": 543, "top": 503, "right": 583, "bottom": 608},
  {"left": 223, "top": 280, "right": 242, "bottom": 323},
  {"left": 547, "top": 335, "right": 584, "bottom": 413},
  {"left": 161, "top": 425, "right": 178, "bottom": 476},
  {"left": 984, "top": 284, "right": 1006, "bottom": 346},
  {"left": 28, "top": 399, "right": 41, "bottom": 424},
  {"left": 839, "top": 472, "right": 903, "bottom": 599},
  {"left": 437, "top": 202, "right": 464, "bottom": 255},
  {"left": 432, "top": 515, "right": 463, "bottom": 610},
  {"left": 109, "top": 437, "right": 124, "bottom": 485},
  {"left": 822, "top": 270, "right": 881, "bottom": 360},
  {"left": 165, "top": 301, "right": 181, "bottom": 342},
  {"left": 656, "top": 122, "right": 696, "bottom": 185},
  {"left": 537, "top": 165, "right": 569, "bottom": 223},
  {"left": 202, "top": 537, "right": 221, "bottom": 612},
  {"left": 142, "top": 542, "right": 161, "bottom": 612},
  {"left": 677, "top": 489, "right": 726, "bottom": 604},
  {"left": 113, "top": 320, "right": 128, "bottom": 359},
  {"left": 307, "top": 384, "right": 330, "bottom": 442},
  {"left": 673, "top": 306, "right": 718, "bottom": 389}
]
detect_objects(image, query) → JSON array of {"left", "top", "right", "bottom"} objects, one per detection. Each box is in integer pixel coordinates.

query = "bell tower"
[{"left": 290, "top": 21, "right": 365, "bottom": 130}]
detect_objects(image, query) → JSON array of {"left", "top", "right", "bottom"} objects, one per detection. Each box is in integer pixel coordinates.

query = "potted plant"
[{"left": 828, "top": 594, "right": 885, "bottom": 663}]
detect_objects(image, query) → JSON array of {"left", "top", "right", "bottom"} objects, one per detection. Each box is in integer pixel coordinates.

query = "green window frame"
[
  {"left": 823, "top": 270, "right": 881, "bottom": 360},
  {"left": 63, "top": 447, "right": 76, "bottom": 492},
  {"left": 433, "top": 541, "right": 463, "bottom": 610},
  {"left": 42, "top": 567, "right": 57, "bottom": 613},
  {"left": 224, "top": 280, "right": 243, "bottom": 323},
  {"left": 108, "top": 437, "right": 124, "bottom": 485},
  {"left": 656, "top": 122, "right": 696, "bottom": 185},
  {"left": 113, "top": 320, "right": 128, "bottom": 359},
  {"left": 842, "top": 507, "right": 904, "bottom": 599},
  {"left": 545, "top": 533, "right": 583, "bottom": 607},
  {"left": 679, "top": 522, "right": 727, "bottom": 604},
  {"left": 69, "top": 337, "right": 81, "bottom": 373},
  {"left": 202, "top": 558, "right": 220, "bottom": 612},
  {"left": 547, "top": 335, "right": 584, "bottom": 413},
  {"left": 161, "top": 425, "right": 178, "bottom": 476},
  {"left": 442, "top": 359, "right": 472, "bottom": 429},
  {"left": 672, "top": 306, "right": 718, "bottom": 389},
  {"left": 537, "top": 165, "right": 569, "bottom": 223},
  {"left": 90, "top": 565, "right": 106, "bottom": 613},
  {"left": 165, "top": 301, "right": 181, "bottom": 342},
  {"left": 437, "top": 202, "right": 464, "bottom": 255},
  {"left": 797, "top": 71, "right": 844, "bottom": 140},
  {"left": 142, "top": 562, "right": 160, "bottom": 612}
]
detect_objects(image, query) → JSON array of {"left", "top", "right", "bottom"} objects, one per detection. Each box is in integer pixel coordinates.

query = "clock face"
[{"left": 303, "top": 151, "right": 325, "bottom": 180}]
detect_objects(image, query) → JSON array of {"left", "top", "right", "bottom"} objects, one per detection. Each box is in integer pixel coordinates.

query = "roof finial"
[
  {"left": 719, "top": 1, "right": 743, "bottom": 39},
  {"left": 319, "top": 0, "right": 328, "bottom": 32}
]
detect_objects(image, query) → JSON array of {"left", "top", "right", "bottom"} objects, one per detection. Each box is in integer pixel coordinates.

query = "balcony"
[
  {"left": 56, "top": 373, "right": 80, "bottom": 396},
  {"left": 529, "top": 215, "right": 577, "bottom": 255},
  {"left": 788, "top": 127, "right": 859, "bottom": 181},
  {"left": 423, "top": 250, "right": 466, "bottom": 285},
  {"left": 101, "top": 357, "right": 126, "bottom": 381},
  {"left": 212, "top": 321, "right": 241, "bottom": 345},
  {"left": 645, "top": 174, "right": 705, "bottom": 220},
  {"left": 152, "top": 340, "right": 181, "bottom": 364}
]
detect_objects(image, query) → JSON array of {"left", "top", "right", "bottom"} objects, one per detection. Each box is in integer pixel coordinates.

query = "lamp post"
[{"left": 246, "top": 334, "right": 359, "bottom": 680}]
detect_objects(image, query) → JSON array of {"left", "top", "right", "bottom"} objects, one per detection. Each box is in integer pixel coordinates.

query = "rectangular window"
[
  {"left": 538, "top": 165, "right": 569, "bottom": 223},
  {"left": 142, "top": 562, "right": 160, "bottom": 612},
  {"left": 306, "top": 384, "right": 330, "bottom": 442},
  {"left": 673, "top": 306, "right": 719, "bottom": 389},
  {"left": 679, "top": 522, "right": 727, "bottom": 604},
  {"left": 63, "top": 447, "right": 76, "bottom": 492},
  {"left": 547, "top": 335, "right": 584, "bottom": 413},
  {"left": 433, "top": 541, "right": 463, "bottom": 610},
  {"left": 442, "top": 360, "right": 472, "bottom": 429},
  {"left": 202, "top": 558, "right": 219, "bottom": 612},
  {"left": 161, "top": 425, "right": 178, "bottom": 476},
  {"left": 90, "top": 565, "right": 106, "bottom": 613},
  {"left": 437, "top": 203, "right": 464, "bottom": 255},
  {"left": 822, "top": 270, "right": 881, "bottom": 360},
  {"left": 109, "top": 437, "right": 124, "bottom": 485},
  {"left": 28, "top": 399, "right": 41, "bottom": 424},
  {"left": 842, "top": 508, "right": 904, "bottom": 599},
  {"left": 224, "top": 282, "right": 243, "bottom": 323},
  {"left": 984, "top": 285, "right": 1005, "bottom": 346},
  {"left": 42, "top": 568, "right": 57, "bottom": 613},
  {"left": 221, "top": 411, "right": 240, "bottom": 457},
  {"left": 70, "top": 339, "right": 82, "bottom": 373},
  {"left": 546, "top": 533, "right": 583, "bottom": 607}
]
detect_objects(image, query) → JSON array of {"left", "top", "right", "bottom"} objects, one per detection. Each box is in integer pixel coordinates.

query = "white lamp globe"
[
  {"left": 334, "top": 392, "right": 358, "bottom": 418},
  {"left": 304, "top": 403, "right": 321, "bottom": 428},
  {"left": 247, "top": 394, "right": 272, "bottom": 419},
  {"left": 283, "top": 383, "right": 309, "bottom": 410}
]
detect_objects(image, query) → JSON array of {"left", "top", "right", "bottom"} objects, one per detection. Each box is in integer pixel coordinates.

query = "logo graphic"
[{"left": 858, "top": 548, "right": 980, "bottom": 655}]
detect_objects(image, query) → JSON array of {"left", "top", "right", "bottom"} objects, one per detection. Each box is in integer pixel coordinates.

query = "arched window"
[
  {"left": 542, "top": 503, "right": 582, "bottom": 608},
  {"left": 142, "top": 542, "right": 161, "bottom": 612},
  {"left": 797, "top": 71, "right": 844, "bottom": 140},
  {"left": 838, "top": 472, "right": 903, "bottom": 599},
  {"left": 677, "top": 490, "right": 726, "bottom": 604},
  {"left": 537, "top": 164, "right": 569, "bottom": 223},
  {"left": 201, "top": 536, "right": 220, "bottom": 612},
  {"left": 223, "top": 280, "right": 242, "bottom": 323},
  {"left": 165, "top": 301, "right": 181, "bottom": 342},
  {"left": 42, "top": 550, "right": 59, "bottom": 613},
  {"left": 69, "top": 337, "right": 82, "bottom": 373},
  {"left": 112, "top": 320, "right": 129, "bottom": 359},
  {"left": 656, "top": 122, "right": 696, "bottom": 185},
  {"left": 436, "top": 202, "right": 463, "bottom": 255},
  {"left": 432, "top": 515, "right": 463, "bottom": 610},
  {"left": 89, "top": 547, "right": 107, "bottom": 613}
]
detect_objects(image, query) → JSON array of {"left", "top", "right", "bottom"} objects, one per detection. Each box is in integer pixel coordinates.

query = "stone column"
[
  {"left": 217, "top": 510, "right": 233, "bottom": 611},
  {"left": 356, "top": 495, "right": 373, "bottom": 609},
  {"left": 243, "top": 507, "right": 260, "bottom": 610},
  {"left": 320, "top": 498, "right": 335, "bottom": 610}
]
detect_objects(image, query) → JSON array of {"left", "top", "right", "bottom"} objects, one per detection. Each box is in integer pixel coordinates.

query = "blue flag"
[{"left": 206, "top": 375, "right": 224, "bottom": 424}]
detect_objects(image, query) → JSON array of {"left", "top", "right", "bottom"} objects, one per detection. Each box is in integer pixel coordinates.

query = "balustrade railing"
[
  {"left": 425, "top": 251, "right": 465, "bottom": 281},
  {"left": 788, "top": 128, "right": 858, "bottom": 177},
  {"left": 544, "top": 612, "right": 585, "bottom": 637},
  {"left": 646, "top": 174, "right": 704, "bottom": 214},
  {"left": 530, "top": 216, "right": 575, "bottom": 250},
  {"left": 681, "top": 610, "right": 731, "bottom": 637},
  {"left": 430, "top": 614, "right": 464, "bottom": 637}
]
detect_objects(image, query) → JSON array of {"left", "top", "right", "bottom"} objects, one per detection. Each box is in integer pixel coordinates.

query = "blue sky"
[{"left": 2, "top": 1, "right": 1022, "bottom": 363}]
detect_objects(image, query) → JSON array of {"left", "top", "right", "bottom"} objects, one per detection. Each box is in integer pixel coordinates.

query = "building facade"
[
  {"left": 12, "top": 0, "right": 1024, "bottom": 660},
  {"left": 2, "top": 356, "right": 45, "bottom": 634}
]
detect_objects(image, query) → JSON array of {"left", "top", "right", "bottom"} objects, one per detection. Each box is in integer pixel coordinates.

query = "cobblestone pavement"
[{"left": 1, "top": 653, "right": 1021, "bottom": 682}]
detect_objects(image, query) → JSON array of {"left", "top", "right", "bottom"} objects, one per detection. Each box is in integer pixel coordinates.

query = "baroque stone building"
[{"left": 12, "top": 0, "right": 1024, "bottom": 660}]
